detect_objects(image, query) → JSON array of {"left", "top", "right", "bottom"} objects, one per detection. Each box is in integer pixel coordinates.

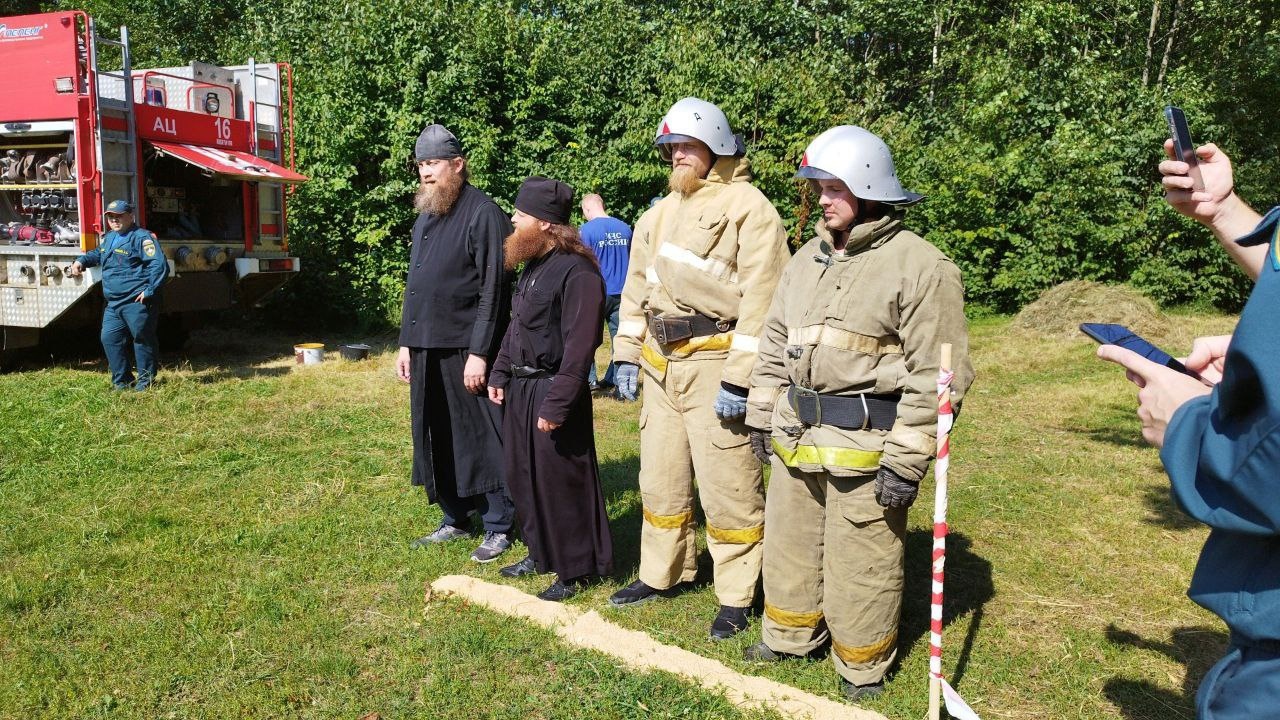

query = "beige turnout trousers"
[
  {"left": 761, "top": 460, "right": 907, "bottom": 685},
  {"left": 638, "top": 356, "right": 764, "bottom": 608}
]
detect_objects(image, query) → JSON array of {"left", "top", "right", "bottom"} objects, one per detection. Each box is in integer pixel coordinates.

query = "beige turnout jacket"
[
  {"left": 747, "top": 214, "right": 975, "bottom": 481},
  {"left": 613, "top": 155, "right": 790, "bottom": 387}
]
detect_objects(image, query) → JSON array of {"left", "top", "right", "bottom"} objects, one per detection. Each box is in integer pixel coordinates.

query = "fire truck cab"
[{"left": 0, "top": 11, "right": 306, "bottom": 363}]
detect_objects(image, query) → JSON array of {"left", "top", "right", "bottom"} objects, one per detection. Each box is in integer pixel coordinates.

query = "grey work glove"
[
  {"left": 874, "top": 466, "right": 919, "bottom": 508},
  {"left": 615, "top": 362, "right": 639, "bottom": 401},
  {"left": 714, "top": 383, "right": 748, "bottom": 420},
  {"left": 749, "top": 429, "right": 772, "bottom": 463}
]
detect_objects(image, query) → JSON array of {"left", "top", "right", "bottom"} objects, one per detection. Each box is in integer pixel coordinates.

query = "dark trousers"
[
  {"left": 588, "top": 293, "right": 622, "bottom": 387},
  {"left": 1196, "top": 643, "right": 1280, "bottom": 719},
  {"left": 433, "top": 484, "right": 515, "bottom": 534},
  {"left": 101, "top": 300, "right": 159, "bottom": 389}
]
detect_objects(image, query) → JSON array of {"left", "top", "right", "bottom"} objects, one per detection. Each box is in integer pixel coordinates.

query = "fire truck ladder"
[
  {"left": 88, "top": 20, "right": 138, "bottom": 216},
  {"left": 247, "top": 58, "right": 284, "bottom": 247}
]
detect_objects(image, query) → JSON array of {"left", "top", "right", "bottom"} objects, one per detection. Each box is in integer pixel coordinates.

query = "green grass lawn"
[{"left": 0, "top": 315, "right": 1237, "bottom": 719}]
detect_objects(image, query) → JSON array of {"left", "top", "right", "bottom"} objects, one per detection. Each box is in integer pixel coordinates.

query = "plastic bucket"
[
  {"left": 339, "top": 343, "right": 371, "bottom": 361},
  {"left": 294, "top": 343, "right": 324, "bottom": 365}
]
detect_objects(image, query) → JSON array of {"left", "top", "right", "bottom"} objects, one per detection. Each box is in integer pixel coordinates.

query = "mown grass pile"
[{"left": 0, "top": 314, "right": 1236, "bottom": 719}]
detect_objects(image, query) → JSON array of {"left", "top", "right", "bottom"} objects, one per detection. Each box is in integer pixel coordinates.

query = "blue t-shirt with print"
[{"left": 580, "top": 216, "right": 632, "bottom": 296}]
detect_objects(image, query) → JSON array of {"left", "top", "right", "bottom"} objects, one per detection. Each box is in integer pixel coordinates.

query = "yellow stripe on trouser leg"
[
  {"left": 643, "top": 507, "right": 693, "bottom": 529},
  {"left": 637, "top": 362, "right": 698, "bottom": 590},
  {"left": 684, "top": 358, "right": 765, "bottom": 608},
  {"left": 764, "top": 602, "right": 824, "bottom": 629},
  {"left": 761, "top": 461, "right": 831, "bottom": 656},
  {"left": 824, "top": 474, "right": 906, "bottom": 686},
  {"left": 705, "top": 522, "right": 764, "bottom": 544},
  {"left": 832, "top": 630, "right": 898, "bottom": 666}
]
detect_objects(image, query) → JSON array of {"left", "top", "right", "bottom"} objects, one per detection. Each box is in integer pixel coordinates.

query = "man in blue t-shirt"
[{"left": 579, "top": 193, "right": 633, "bottom": 396}]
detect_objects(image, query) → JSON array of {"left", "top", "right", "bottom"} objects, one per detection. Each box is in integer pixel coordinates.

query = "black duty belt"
[
  {"left": 787, "top": 386, "right": 900, "bottom": 431},
  {"left": 511, "top": 364, "right": 553, "bottom": 378},
  {"left": 647, "top": 313, "right": 735, "bottom": 345}
]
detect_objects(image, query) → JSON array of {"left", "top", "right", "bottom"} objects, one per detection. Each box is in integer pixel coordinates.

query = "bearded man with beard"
[
  {"left": 487, "top": 177, "right": 613, "bottom": 601},
  {"left": 397, "top": 124, "right": 516, "bottom": 563},
  {"left": 607, "top": 98, "right": 790, "bottom": 640}
]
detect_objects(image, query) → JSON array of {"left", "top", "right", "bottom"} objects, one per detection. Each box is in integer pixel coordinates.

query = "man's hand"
[
  {"left": 488, "top": 386, "right": 504, "bottom": 405},
  {"left": 874, "top": 466, "right": 918, "bottom": 508},
  {"left": 615, "top": 362, "right": 639, "bottom": 401},
  {"left": 713, "top": 386, "right": 748, "bottom": 421},
  {"left": 134, "top": 291, "right": 147, "bottom": 303},
  {"left": 396, "top": 346, "right": 411, "bottom": 383},
  {"left": 537, "top": 417, "right": 560, "bottom": 433},
  {"left": 749, "top": 429, "right": 772, "bottom": 463},
  {"left": 68, "top": 261, "right": 83, "bottom": 277},
  {"left": 1097, "top": 344, "right": 1214, "bottom": 447},
  {"left": 1182, "top": 335, "right": 1232, "bottom": 385},
  {"left": 463, "top": 354, "right": 487, "bottom": 394},
  {"left": 1159, "top": 140, "right": 1236, "bottom": 225}
]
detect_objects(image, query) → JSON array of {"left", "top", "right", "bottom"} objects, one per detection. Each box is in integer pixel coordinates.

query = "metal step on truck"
[{"left": 0, "top": 10, "right": 307, "bottom": 366}]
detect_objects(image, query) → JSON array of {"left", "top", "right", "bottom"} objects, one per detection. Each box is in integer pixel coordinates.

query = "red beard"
[{"left": 504, "top": 224, "right": 551, "bottom": 270}]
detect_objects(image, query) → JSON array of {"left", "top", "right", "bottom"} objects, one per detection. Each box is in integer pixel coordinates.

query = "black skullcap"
[
  {"left": 414, "top": 124, "right": 463, "bottom": 162},
  {"left": 515, "top": 176, "right": 574, "bottom": 225}
]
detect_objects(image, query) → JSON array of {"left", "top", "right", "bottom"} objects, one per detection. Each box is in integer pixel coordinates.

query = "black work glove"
[
  {"left": 749, "top": 428, "right": 772, "bottom": 463},
  {"left": 874, "top": 466, "right": 919, "bottom": 508}
]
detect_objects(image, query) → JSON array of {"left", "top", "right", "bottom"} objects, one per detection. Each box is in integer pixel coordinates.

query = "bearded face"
[
  {"left": 503, "top": 223, "right": 552, "bottom": 271},
  {"left": 666, "top": 141, "right": 712, "bottom": 197},
  {"left": 413, "top": 158, "right": 465, "bottom": 215}
]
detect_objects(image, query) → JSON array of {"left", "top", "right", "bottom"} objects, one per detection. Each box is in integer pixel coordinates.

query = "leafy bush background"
[{"left": 23, "top": 0, "right": 1280, "bottom": 324}]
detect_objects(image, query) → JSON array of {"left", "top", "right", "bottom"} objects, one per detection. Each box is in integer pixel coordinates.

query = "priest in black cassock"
[{"left": 487, "top": 176, "right": 614, "bottom": 601}]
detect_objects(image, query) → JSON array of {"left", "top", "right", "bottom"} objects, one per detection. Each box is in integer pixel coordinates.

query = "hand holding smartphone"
[
  {"left": 1165, "top": 106, "right": 1205, "bottom": 192},
  {"left": 1080, "top": 323, "right": 1202, "bottom": 380}
]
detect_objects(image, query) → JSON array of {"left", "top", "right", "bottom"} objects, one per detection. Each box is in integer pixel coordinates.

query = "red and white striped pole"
[{"left": 928, "top": 344, "right": 954, "bottom": 720}]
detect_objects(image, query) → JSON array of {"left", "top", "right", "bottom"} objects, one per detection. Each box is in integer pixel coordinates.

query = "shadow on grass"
[
  {"left": 1103, "top": 624, "right": 1227, "bottom": 719},
  {"left": 175, "top": 329, "right": 398, "bottom": 383},
  {"left": 599, "top": 453, "right": 642, "bottom": 579},
  {"left": 900, "top": 530, "right": 994, "bottom": 687},
  {"left": 1141, "top": 485, "right": 1198, "bottom": 530}
]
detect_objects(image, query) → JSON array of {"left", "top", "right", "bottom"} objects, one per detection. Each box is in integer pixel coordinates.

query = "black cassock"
[{"left": 489, "top": 249, "right": 614, "bottom": 580}]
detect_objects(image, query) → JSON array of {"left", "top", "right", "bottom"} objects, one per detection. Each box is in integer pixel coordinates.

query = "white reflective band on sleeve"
[
  {"left": 618, "top": 320, "right": 647, "bottom": 338},
  {"left": 730, "top": 333, "right": 759, "bottom": 353},
  {"left": 645, "top": 266, "right": 659, "bottom": 284},
  {"left": 656, "top": 242, "right": 738, "bottom": 283},
  {"left": 785, "top": 324, "right": 903, "bottom": 355}
]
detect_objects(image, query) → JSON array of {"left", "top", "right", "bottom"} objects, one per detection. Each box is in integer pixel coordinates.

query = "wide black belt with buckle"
[
  {"left": 511, "top": 364, "right": 553, "bottom": 378},
  {"left": 647, "top": 313, "right": 735, "bottom": 345},
  {"left": 787, "top": 386, "right": 900, "bottom": 431}
]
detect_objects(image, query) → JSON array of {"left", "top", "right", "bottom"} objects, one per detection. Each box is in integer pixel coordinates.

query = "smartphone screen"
[
  {"left": 1080, "top": 322, "right": 1200, "bottom": 379},
  {"left": 1164, "top": 106, "right": 1205, "bottom": 192}
]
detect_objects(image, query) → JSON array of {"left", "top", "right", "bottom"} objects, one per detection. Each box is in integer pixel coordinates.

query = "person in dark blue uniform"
[
  {"left": 1099, "top": 139, "right": 1280, "bottom": 719},
  {"left": 69, "top": 200, "right": 169, "bottom": 391}
]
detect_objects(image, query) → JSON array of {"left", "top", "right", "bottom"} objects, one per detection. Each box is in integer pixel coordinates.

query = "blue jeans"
[
  {"left": 588, "top": 294, "right": 622, "bottom": 387},
  {"left": 101, "top": 300, "right": 159, "bottom": 389}
]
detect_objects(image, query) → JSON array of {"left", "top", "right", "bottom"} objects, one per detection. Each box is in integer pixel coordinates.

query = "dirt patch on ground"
[
  {"left": 1011, "top": 281, "right": 1168, "bottom": 339},
  {"left": 429, "top": 575, "right": 888, "bottom": 720}
]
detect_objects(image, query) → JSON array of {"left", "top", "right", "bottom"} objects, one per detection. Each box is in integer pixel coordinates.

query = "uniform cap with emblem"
[
  {"left": 414, "top": 124, "right": 463, "bottom": 162},
  {"left": 515, "top": 176, "right": 574, "bottom": 225},
  {"left": 104, "top": 199, "right": 134, "bottom": 215}
]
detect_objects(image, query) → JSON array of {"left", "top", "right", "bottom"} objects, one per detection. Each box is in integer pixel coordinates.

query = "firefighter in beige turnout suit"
[
  {"left": 607, "top": 97, "right": 790, "bottom": 639},
  {"left": 743, "top": 126, "right": 974, "bottom": 700}
]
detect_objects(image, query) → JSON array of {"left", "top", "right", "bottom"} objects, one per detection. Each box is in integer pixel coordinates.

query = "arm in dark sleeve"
[
  {"left": 76, "top": 245, "right": 102, "bottom": 268},
  {"left": 466, "top": 204, "right": 513, "bottom": 357},
  {"left": 489, "top": 320, "right": 515, "bottom": 390},
  {"left": 140, "top": 233, "right": 169, "bottom": 298},
  {"left": 540, "top": 268, "right": 605, "bottom": 425},
  {"left": 1163, "top": 388, "right": 1280, "bottom": 536}
]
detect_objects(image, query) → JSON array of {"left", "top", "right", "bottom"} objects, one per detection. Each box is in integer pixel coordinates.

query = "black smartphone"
[
  {"left": 1164, "top": 106, "right": 1205, "bottom": 192},
  {"left": 1080, "top": 322, "right": 1200, "bottom": 379}
]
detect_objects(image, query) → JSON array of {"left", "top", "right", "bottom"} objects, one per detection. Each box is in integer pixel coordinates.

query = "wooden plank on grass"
[{"left": 429, "top": 575, "right": 889, "bottom": 720}]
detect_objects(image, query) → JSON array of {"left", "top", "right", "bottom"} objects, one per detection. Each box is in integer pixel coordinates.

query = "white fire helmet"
[
  {"left": 654, "top": 97, "right": 743, "bottom": 160},
  {"left": 796, "top": 125, "right": 923, "bottom": 205}
]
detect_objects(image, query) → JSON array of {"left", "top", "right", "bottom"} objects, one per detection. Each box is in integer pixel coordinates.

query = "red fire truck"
[{"left": 0, "top": 10, "right": 306, "bottom": 365}]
